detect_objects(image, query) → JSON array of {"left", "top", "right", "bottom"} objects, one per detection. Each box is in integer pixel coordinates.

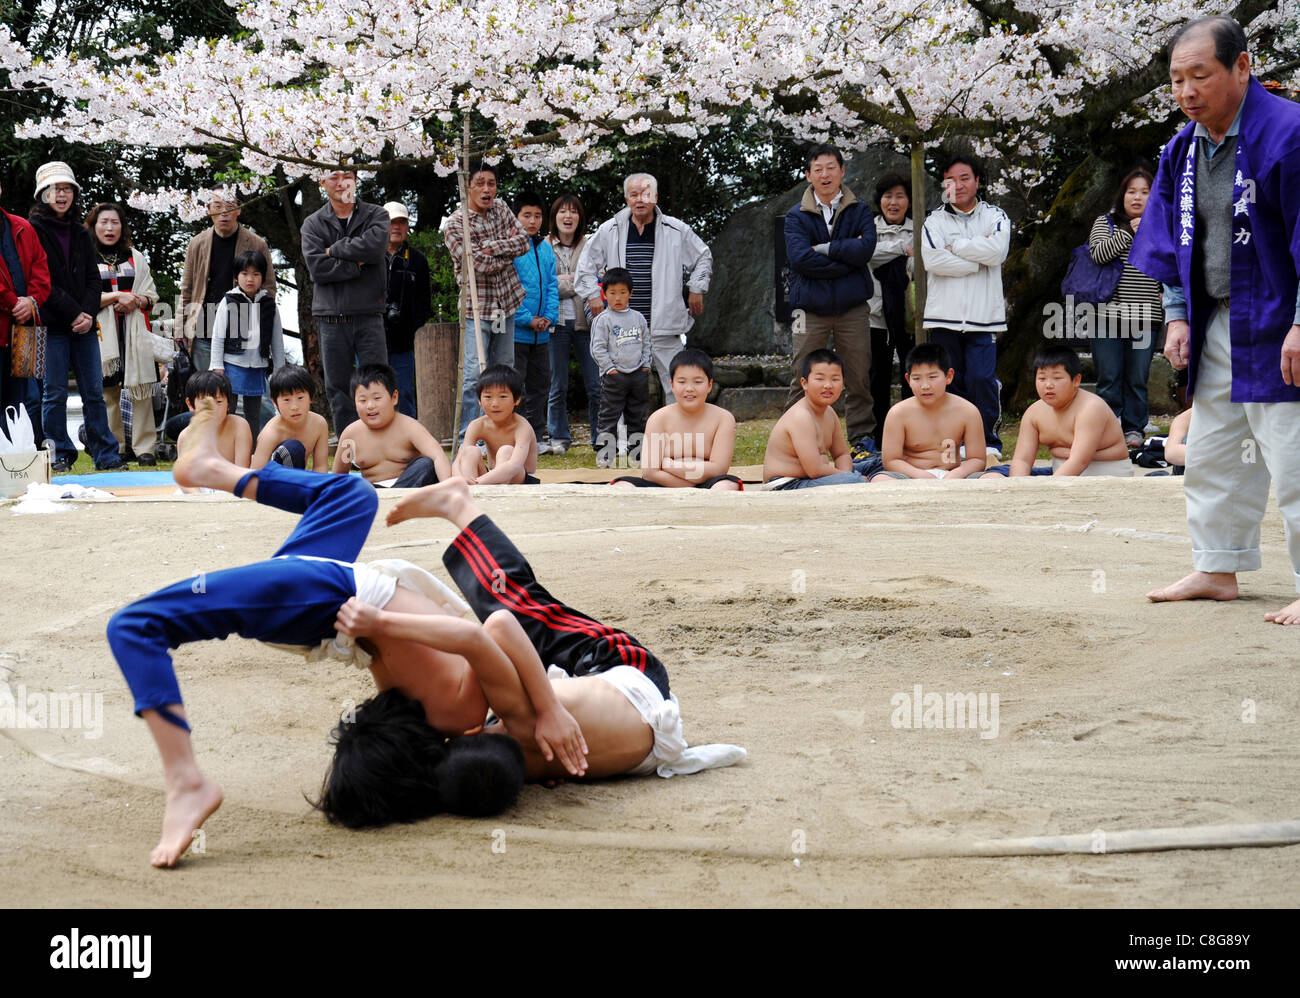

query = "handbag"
[
  {"left": 1060, "top": 216, "right": 1124, "bottom": 305},
  {"left": 9, "top": 300, "right": 47, "bottom": 378}
]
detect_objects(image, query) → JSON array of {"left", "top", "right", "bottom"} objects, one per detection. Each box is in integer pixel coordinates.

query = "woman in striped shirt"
[{"left": 1088, "top": 167, "right": 1165, "bottom": 448}]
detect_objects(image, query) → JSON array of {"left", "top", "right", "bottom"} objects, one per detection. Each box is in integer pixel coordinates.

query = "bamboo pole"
[{"left": 454, "top": 115, "right": 487, "bottom": 440}]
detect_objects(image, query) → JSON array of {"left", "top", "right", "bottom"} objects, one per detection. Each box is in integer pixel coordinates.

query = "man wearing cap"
[
  {"left": 301, "top": 169, "right": 390, "bottom": 432},
  {"left": 28, "top": 161, "right": 125, "bottom": 470},
  {"left": 178, "top": 190, "right": 276, "bottom": 374},
  {"left": 383, "top": 201, "right": 431, "bottom": 419},
  {"left": 1, "top": 176, "right": 52, "bottom": 446}
]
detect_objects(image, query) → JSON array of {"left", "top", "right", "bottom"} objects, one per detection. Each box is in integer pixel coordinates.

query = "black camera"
[{"left": 385, "top": 302, "right": 403, "bottom": 322}]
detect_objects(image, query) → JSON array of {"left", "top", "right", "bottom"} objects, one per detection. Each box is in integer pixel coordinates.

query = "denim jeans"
[
  {"left": 770, "top": 471, "right": 865, "bottom": 489},
  {"left": 43, "top": 329, "right": 119, "bottom": 466},
  {"left": 319, "top": 314, "right": 388, "bottom": 433},
  {"left": 389, "top": 349, "right": 418, "bottom": 418},
  {"left": 456, "top": 318, "right": 514, "bottom": 444},
  {"left": 547, "top": 321, "right": 601, "bottom": 445},
  {"left": 1091, "top": 319, "right": 1160, "bottom": 435}
]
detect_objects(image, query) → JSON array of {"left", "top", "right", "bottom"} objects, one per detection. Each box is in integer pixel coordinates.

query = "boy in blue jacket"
[{"left": 511, "top": 192, "right": 559, "bottom": 444}]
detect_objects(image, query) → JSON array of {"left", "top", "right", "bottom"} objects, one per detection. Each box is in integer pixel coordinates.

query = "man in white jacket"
[
  {"left": 921, "top": 154, "right": 1011, "bottom": 457},
  {"left": 575, "top": 174, "right": 712, "bottom": 399}
]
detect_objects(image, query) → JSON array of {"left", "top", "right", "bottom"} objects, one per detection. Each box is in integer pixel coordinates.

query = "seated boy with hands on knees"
[
  {"left": 251, "top": 364, "right": 330, "bottom": 470},
  {"left": 333, "top": 363, "right": 454, "bottom": 488},
  {"left": 453, "top": 364, "right": 540, "bottom": 485},
  {"left": 762, "top": 348, "right": 864, "bottom": 489},
  {"left": 612, "top": 348, "right": 741, "bottom": 490},
  {"left": 989, "top": 344, "right": 1132, "bottom": 478},
  {"left": 176, "top": 371, "right": 251, "bottom": 493},
  {"left": 868, "top": 342, "right": 988, "bottom": 482}
]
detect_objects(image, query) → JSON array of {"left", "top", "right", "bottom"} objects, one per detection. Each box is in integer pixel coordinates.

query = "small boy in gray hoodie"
[{"left": 589, "top": 267, "right": 651, "bottom": 468}]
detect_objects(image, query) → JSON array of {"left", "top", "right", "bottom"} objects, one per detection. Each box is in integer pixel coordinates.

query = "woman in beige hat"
[{"left": 28, "top": 161, "right": 126, "bottom": 471}]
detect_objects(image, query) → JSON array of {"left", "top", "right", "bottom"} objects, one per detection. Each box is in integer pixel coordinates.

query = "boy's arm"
[
  {"left": 335, "top": 599, "right": 588, "bottom": 775},
  {"left": 641, "top": 411, "right": 690, "bottom": 485},
  {"left": 662, "top": 409, "right": 737, "bottom": 482},
  {"left": 1054, "top": 405, "right": 1107, "bottom": 477},
  {"left": 789, "top": 410, "right": 841, "bottom": 478},
  {"left": 1009, "top": 409, "right": 1040, "bottom": 476},
  {"left": 946, "top": 405, "right": 990, "bottom": 479},
  {"left": 233, "top": 417, "right": 253, "bottom": 467},
  {"left": 250, "top": 421, "right": 277, "bottom": 469},
  {"left": 310, "top": 416, "right": 330, "bottom": 471},
  {"left": 331, "top": 427, "right": 356, "bottom": 473},
  {"left": 880, "top": 408, "right": 930, "bottom": 478},
  {"left": 407, "top": 419, "right": 454, "bottom": 482},
  {"left": 1164, "top": 409, "right": 1191, "bottom": 466},
  {"left": 589, "top": 316, "right": 611, "bottom": 373}
]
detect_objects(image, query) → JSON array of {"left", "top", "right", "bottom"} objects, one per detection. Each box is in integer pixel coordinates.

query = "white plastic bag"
[{"left": 3, "top": 405, "right": 35, "bottom": 452}]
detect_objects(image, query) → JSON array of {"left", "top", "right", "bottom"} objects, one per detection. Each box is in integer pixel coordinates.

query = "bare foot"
[
  {"left": 1264, "top": 597, "right": 1300, "bottom": 625},
  {"left": 151, "top": 776, "right": 223, "bottom": 868},
  {"left": 172, "top": 399, "right": 223, "bottom": 490},
  {"left": 1146, "top": 571, "right": 1238, "bottom": 602},
  {"left": 386, "top": 476, "right": 478, "bottom": 528}
]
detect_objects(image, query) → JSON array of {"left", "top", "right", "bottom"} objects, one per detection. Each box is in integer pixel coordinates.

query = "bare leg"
[
  {"left": 452, "top": 443, "right": 487, "bottom": 481},
  {"left": 173, "top": 399, "right": 260, "bottom": 500},
  {"left": 1146, "top": 571, "right": 1238, "bottom": 602},
  {"left": 386, "top": 476, "right": 480, "bottom": 529},
  {"left": 1264, "top": 597, "right": 1300, "bottom": 625},
  {"left": 142, "top": 707, "right": 223, "bottom": 868},
  {"left": 709, "top": 479, "right": 742, "bottom": 491}
]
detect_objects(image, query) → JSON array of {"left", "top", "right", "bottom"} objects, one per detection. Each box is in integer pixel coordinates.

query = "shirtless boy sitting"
[
  {"left": 251, "top": 364, "right": 330, "bottom": 470},
  {"left": 762, "top": 348, "right": 864, "bottom": 489},
  {"left": 612, "top": 348, "right": 741, "bottom": 490},
  {"left": 996, "top": 344, "right": 1132, "bottom": 478},
  {"left": 176, "top": 371, "right": 251, "bottom": 493},
  {"left": 868, "top": 342, "right": 988, "bottom": 482},
  {"left": 333, "top": 363, "right": 453, "bottom": 487},
  {"left": 452, "top": 364, "right": 539, "bottom": 485}
]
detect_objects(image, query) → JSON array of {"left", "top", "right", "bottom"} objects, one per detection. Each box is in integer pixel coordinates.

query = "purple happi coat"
[{"left": 1130, "top": 77, "right": 1300, "bottom": 402}]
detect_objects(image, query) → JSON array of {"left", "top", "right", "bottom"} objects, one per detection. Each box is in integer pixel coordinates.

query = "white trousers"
[{"left": 1185, "top": 305, "right": 1300, "bottom": 591}]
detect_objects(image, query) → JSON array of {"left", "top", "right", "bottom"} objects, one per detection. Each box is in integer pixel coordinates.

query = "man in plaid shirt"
[{"left": 443, "top": 162, "right": 529, "bottom": 443}]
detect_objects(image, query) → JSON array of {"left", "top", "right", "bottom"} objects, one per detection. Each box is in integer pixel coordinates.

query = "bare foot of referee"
[{"left": 1146, "top": 571, "right": 1238, "bottom": 602}]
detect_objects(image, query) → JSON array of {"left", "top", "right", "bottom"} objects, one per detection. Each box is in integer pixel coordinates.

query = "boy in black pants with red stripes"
[{"left": 388, "top": 480, "right": 670, "bottom": 699}]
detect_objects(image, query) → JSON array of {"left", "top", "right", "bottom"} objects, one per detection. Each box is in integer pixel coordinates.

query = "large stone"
[{"left": 691, "top": 148, "right": 915, "bottom": 357}]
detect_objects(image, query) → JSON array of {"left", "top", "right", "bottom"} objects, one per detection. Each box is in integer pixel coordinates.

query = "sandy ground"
[{"left": 1, "top": 476, "right": 1298, "bottom": 908}]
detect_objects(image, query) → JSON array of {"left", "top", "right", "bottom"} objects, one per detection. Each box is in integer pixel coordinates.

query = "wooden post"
[
  {"left": 415, "top": 321, "right": 461, "bottom": 446},
  {"left": 910, "top": 140, "right": 928, "bottom": 345}
]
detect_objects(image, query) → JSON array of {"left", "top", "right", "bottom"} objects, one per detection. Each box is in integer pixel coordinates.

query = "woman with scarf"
[
  {"left": 87, "top": 202, "right": 160, "bottom": 465},
  {"left": 866, "top": 173, "right": 916, "bottom": 438},
  {"left": 28, "top": 162, "right": 125, "bottom": 471}
]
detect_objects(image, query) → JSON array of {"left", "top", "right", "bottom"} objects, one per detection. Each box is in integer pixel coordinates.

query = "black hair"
[
  {"left": 476, "top": 362, "right": 523, "bottom": 400},
  {"left": 269, "top": 363, "right": 315, "bottom": 400},
  {"left": 1032, "top": 343, "right": 1083, "bottom": 378},
  {"left": 514, "top": 189, "right": 545, "bottom": 215},
  {"left": 351, "top": 363, "right": 398, "bottom": 396},
  {"left": 1109, "top": 167, "right": 1156, "bottom": 226},
  {"left": 312, "top": 689, "right": 525, "bottom": 828},
  {"left": 548, "top": 194, "right": 586, "bottom": 244},
  {"left": 84, "top": 202, "right": 134, "bottom": 250},
  {"left": 904, "top": 342, "right": 952, "bottom": 374},
  {"left": 468, "top": 160, "right": 497, "bottom": 183},
  {"left": 1169, "top": 15, "right": 1248, "bottom": 69},
  {"left": 873, "top": 173, "right": 912, "bottom": 216},
  {"left": 670, "top": 347, "right": 713, "bottom": 381},
  {"left": 940, "top": 152, "right": 983, "bottom": 183},
  {"left": 805, "top": 143, "right": 844, "bottom": 170},
  {"left": 232, "top": 248, "right": 268, "bottom": 278},
  {"left": 602, "top": 266, "right": 633, "bottom": 293},
  {"left": 186, "top": 369, "right": 233, "bottom": 405},
  {"left": 801, "top": 348, "right": 843, "bottom": 379}
]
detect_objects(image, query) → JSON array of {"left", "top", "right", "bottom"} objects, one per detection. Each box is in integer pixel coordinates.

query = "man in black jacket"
[
  {"left": 28, "top": 161, "right": 125, "bottom": 471},
  {"left": 382, "top": 202, "right": 431, "bottom": 419},
  {"left": 301, "top": 170, "right": 390, "bottom": 432}
]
